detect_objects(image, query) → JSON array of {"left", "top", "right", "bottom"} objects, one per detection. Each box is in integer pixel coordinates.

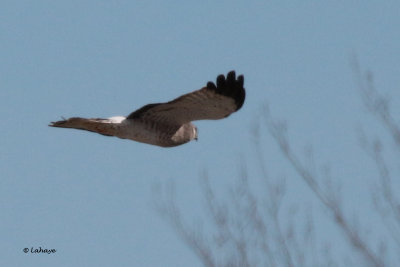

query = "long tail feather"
[{"left": 49, "top": 117, "right": 119, "bottom": 137}]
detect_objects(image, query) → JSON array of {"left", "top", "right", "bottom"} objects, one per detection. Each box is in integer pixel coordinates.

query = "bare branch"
[
  {"left": 155, "top": 181, "right": 216, "bottom": 267},
  {"left": 351, "top": 56, "right": 400, "bottom": 148},
  {"left": 353, "top": 59, "right": 400, "bottom": 249},
  {"left": 263, "top": 108, "right": 384, "bottom": 267},
  {"left": 155, "top": 60, "right": 398, "bottom": 267}
]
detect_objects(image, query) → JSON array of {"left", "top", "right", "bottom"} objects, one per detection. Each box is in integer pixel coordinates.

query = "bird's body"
[{"left": 50, "top": 71, "right": 245, "bottom": 147}]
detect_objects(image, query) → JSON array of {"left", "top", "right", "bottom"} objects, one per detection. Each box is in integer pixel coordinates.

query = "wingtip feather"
[{"left": 211, "top": 70, "right": 245, "bottom": 111}]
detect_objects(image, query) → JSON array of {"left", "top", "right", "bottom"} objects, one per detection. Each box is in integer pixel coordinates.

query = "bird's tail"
[{"left": 49, "top": 117, "right": 122, "bottom": 137}]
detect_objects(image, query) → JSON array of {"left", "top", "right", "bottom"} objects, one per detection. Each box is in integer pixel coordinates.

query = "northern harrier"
[{"left": 50, "top": 71, "right": 245, "bottom": 147}]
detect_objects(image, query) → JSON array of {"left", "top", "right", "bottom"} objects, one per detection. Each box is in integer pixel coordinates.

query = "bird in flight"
[{"left": 49, "top": 71, "right": 245, "bottom": 147}]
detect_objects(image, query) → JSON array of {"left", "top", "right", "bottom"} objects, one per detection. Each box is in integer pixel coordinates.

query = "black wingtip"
[
  {"left": 237, "top": 75, "right": 244, "bottom": 87},
  {"left": 216, "top": 74, "right": 225, "bottom": 88},
  {"left": 227, "top": 71, "right": 236, "bottom": 81},
  {"left": 209, "top": 70, "right": 245, "bottom": 111},
  {"left": 206, "top": 81, "right": 216, "bottom": 90}
]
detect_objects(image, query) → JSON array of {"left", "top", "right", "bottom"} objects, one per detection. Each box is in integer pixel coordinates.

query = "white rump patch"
[{"left": 108, "top": 116, "right": 126, "bottom": 123}]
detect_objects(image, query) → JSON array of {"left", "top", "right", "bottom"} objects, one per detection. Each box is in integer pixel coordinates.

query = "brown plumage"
[{"left": 50, "top": 71, "right": 245, "bottom": 147}]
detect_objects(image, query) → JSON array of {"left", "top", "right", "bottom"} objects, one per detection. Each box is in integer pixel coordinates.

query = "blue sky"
[{"left": 1, "top": 1, "right": 400, "bottom": 266}]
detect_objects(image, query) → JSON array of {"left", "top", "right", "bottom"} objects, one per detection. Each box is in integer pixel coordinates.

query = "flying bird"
[{"left": 49, "top": 71, "right": 245, "bottom": 147}]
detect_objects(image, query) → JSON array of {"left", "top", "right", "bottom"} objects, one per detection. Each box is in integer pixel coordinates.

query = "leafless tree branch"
[
  {"left": 262, "top": 106, "right": 384, "bottom": 267},
  {"left": 156, "top": 60, "right": 399, "bottom": 266}
]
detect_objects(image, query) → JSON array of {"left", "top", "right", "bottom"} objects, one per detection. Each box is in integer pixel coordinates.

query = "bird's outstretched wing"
[{"left": 127, "top": 71, "right": 245, "bottom": 125}]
